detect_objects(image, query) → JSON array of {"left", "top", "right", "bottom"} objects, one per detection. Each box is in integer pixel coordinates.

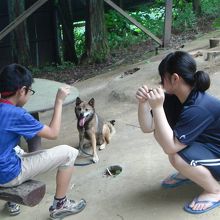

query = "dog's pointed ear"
[
  {"left": 88, "top": 98, "right": 95, "bottom": 107},
  {"left": 75, "top": 97, "right": 82, "bottom": 106}
]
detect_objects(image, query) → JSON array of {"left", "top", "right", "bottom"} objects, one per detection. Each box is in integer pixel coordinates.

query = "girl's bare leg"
[{"left": 169, "top": 154, "right": 220, "bottom": 211}]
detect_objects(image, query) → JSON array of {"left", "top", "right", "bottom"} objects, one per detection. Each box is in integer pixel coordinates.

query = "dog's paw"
[
  {"left": 92, "top": 155, "right": 99, "bottom": 163},
  {"left": 99, "top": 143, "right": 106, "bottom": 150}
]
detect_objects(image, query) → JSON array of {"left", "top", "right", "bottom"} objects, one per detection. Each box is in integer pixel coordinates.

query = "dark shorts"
[{"left": 178, "top": 142, "right": 220, "bottom": 180}]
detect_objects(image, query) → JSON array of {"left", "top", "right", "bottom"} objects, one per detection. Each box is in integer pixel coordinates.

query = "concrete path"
[{"left": 1, "top": 30, "right": 220, "bottom": 220}]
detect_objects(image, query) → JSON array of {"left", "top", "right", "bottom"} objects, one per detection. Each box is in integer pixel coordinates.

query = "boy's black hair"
[{"left": 0, "top": 63, "right": 33, "bottom": 98}]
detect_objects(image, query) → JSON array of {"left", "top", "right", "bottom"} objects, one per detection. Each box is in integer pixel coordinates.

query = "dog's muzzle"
[{"left": 78, "top": 111, "right": 91, "bottom": 127}]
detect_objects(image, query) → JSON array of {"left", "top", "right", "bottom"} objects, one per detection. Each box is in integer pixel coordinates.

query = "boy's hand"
[
  {"left": 56, "top": 85, "right": 71, "bottom": 102},
  {"left": 136, "top": 85, "right": 151, "bottom": 103}
]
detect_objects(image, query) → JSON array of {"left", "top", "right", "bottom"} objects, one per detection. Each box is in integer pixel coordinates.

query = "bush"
[
  {"left": 172, "top": 3, "right": 197, "bottom": 33},
  {"left": 74, "top": 24, "right": 85, "bottom": 57},
  {"left": 105, "top": 7, "right": 164, "bottom": 49},
  {"left": 213, "top": 17, "right": 220, "bottom": 29},
  {"left": 201, "top": 0, "right": 220, "bottom": 18}
]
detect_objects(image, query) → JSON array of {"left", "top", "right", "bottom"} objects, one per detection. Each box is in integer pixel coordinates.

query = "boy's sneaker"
[
  {"left": 49, "top": 198, "right": 86, "bottom": 219},
  {"left": 5, "top": 202, "right": 21, "bottom": 216}
]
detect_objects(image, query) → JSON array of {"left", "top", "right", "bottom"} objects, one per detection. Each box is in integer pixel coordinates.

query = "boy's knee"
[{"left": 61, "top": 145, "right": 79, "bottom": 164}]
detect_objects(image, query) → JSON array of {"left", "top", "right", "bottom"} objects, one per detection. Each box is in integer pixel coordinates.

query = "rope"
[{"left": 74, "top": 146, "right": 94, "bottom": 166}]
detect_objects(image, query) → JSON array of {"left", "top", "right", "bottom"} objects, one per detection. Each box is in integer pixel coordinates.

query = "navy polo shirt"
[{"left": 164, "top": 90, "right": 220, "bottom": 147}]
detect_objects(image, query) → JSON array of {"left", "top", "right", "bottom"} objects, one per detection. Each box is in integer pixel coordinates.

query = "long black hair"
[
  {"left": 0, "top": 63, "right": 33, "bottom": 98},
  {"left": 158, "top": 51, "right": 210, "bottom": 92}
]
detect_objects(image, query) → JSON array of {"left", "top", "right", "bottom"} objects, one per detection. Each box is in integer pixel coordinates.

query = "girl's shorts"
[{"left": 178, "top": 141, "right": 220, "bottom": 180}]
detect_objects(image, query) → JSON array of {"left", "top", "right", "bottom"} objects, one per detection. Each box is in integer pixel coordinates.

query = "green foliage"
[
  {"left": 200, "top": 0, "right": 220, "bottom": 30},
  {"left": 74, "top": 25, "right": 85, "bottom": 57},
  {"left": 105, "top": 7, "right": 164, "bottom": 49},
  {"left": 105, "top": 10, "right": 135, "bottom": 48},
  {"left": 201, "top": 0, "right": 220, "bottom": 17},
  {"left": 91, "top": 50, "right": 109, "bottom": 63},
  {"left": 172, "top": 3, "right": 197, "bottom": 33},
  {"left": 130, "top": 8, "right": 164, "bottom": 36},
  {"left": 105, "top": 10, "right": 128, "bottom": 34},
  {"left": 213, "top": 17, "right": 220, "bottom": 29},
  {"left": 173, "top": 0, "right": 189, "bottom": 10},
  {"left": 154, "top": 0, "right": 189, "bottom": 9}
]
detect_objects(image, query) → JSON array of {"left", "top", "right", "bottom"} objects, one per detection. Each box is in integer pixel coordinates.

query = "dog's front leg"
[
  {"left": 90, "top": 134, "right": 99, "bottom": 163},
  {"left": 78, "top": 131, "right": 85, "bottom": 151}
]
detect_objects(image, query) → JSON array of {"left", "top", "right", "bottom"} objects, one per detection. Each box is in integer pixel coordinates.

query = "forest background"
[{"left": 4, "top": 0, "right": 220, "bottom": 83}]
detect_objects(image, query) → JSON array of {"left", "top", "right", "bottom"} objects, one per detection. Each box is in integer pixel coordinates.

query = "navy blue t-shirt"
[{"left": 164, "top": 90, "right": 220, "bottom": 146}]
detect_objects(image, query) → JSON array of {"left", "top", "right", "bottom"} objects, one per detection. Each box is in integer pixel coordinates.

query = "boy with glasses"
[{"left": 0, "top": 63, "right": 86, "bottom": 219}]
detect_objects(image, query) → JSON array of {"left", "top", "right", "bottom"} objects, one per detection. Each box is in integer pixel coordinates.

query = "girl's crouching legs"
[{"left": 168, "top": 154, "right": 220, "bottom": 213}]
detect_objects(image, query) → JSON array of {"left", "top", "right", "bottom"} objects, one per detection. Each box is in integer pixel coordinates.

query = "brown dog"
[{"left": 75, "top": 97, "right": 115, "bottom": 163}]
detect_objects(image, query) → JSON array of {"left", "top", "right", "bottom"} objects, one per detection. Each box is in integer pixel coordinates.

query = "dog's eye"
[
  {"left": 85, "top": 108, "right": 88, "bottom": 111},
  {"left": 78, "top": 108, "right": 81, "bottom": 111}
]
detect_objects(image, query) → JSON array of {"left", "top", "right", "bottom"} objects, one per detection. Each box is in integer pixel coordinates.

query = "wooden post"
[
  {"left": 104, "top": 0, "right": 162, "bottom": 46},
  {"left": 26, "top": 113, "right": 42, "bottom": 152},
  {"left": 163, "top": 0, "right": 173, "bottom": 47}
]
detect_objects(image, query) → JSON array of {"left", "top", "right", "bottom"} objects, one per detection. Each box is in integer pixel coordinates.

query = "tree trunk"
[
  {"left": 57, "top": 0, "right": 78, "bottom": 64},
  {"left": 83, "top": 0, "right": 109, "bottom": 64},
  {"left": 163, "top": 0, "right": 172, "bottom": 47},
  {"left": 192, "top": 0, "right": 201, "bottom": 15},
  {"left": 52, "top": 0, "right": 62, "bottom": 65},
  {"left": 8, "top": 0, "right": 32, "bottom": 66}
]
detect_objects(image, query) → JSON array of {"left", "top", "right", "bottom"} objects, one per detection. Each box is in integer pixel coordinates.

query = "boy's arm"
[{"left": 37, "top": 86, "right": 70, "bottom": 140}]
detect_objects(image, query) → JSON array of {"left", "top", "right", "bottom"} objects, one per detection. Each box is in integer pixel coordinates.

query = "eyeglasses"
[{"left": 28, "top": 88, "right": 35, "bottom": 95}]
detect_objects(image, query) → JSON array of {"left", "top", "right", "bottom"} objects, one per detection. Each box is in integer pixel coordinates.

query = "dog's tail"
[
  {"left": 109, "top": 120, "right": 116, "bottom": 126},
  {"left": 107, "top": 120, "right": 116, "bottom": 137}
]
